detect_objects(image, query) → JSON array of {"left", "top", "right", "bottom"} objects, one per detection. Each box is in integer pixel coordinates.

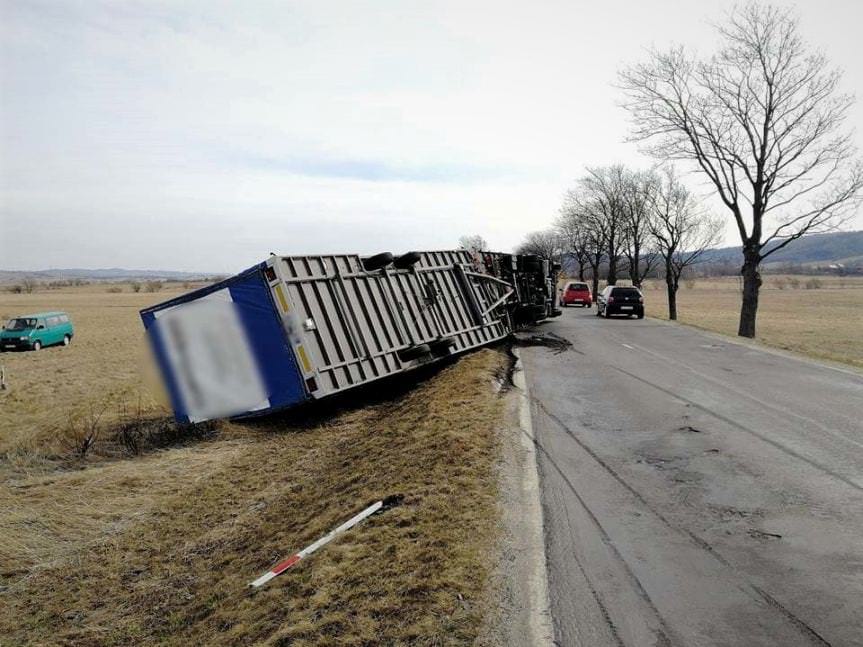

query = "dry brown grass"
[
  {"left": 0, "top": 284, "right": 512, "bottom": 644},
  {"left": 0, "top": 284, "right": 192, "bottom": 459},
  {"left": 0, "top": 347, "right": 509, "bottom": 646},
  {"left": 643, "top": 275, "right": 863, "bottom": 369}
]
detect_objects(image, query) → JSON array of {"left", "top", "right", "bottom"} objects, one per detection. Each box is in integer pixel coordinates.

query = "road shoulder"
[{"left": 481, "top": 348, "right": 554, "bottom": 646}]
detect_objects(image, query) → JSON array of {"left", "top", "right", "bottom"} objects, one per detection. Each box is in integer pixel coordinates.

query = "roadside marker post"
[{"left": 249, "top": 495, "right": 402, "bottom": 588}]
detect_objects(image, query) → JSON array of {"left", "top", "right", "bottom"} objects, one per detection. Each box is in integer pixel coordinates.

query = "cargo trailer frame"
[
  {"left": 264, "top": 250, "right": 512, "bottom": 400},
  {"left": 141, "top": 249, "right": 523, "bottom": 423}
]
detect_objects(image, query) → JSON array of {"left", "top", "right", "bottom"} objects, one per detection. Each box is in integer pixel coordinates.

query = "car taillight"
[
  {"left": 638, "top": 297, "right": 643, "bottom": 303},
  {"left": 607, "top": 296, "right": 615, "bottom": 304}
]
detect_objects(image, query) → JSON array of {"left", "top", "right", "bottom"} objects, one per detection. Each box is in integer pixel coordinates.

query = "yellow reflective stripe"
[
  {"left": 274, "top": 284, "right": 289, "bottom": 312},
  {"left": 297, "top": 345, "right": 312, "bottom": 373}
]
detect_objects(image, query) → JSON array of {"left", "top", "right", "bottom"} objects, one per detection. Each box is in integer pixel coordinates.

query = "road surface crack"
[
  {"left": 610, "top": 364, "right": 863, "bottom": 495},
  {"left": 532, "top": 398, "right": 833, "bottom": 646}
]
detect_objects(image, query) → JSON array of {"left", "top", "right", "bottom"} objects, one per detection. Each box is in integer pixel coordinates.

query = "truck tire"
[
  {"left": 393, "top": 251, "right": 422, "bottom": 269},
  {"left": 428, "top": 336, "right": 456, "bottom": 357},
  {"left": 362, "top": 252, "right": 394, "bottom": 271},
  {"left": 32, "top": 341, "right": 42, "bottom": 351},
  {"left": 397, "top": 343, "right": 432, "bottom": 362}
]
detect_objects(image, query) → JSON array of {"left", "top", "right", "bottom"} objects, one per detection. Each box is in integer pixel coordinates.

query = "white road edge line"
[
  {"left": 250, "top": 500, "right": 384, "bottom": 588},
  {"left": 622, "top": 343, "right": 635, "bottom": 350},
  {"left": 511, "top": 347, "right": 555, "bottom": 646}
]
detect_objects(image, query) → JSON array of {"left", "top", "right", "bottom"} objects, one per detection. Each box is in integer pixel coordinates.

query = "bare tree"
[
  {"left": 585, "top": 229, "right": 606, "bottom": 299},
  {"left": 516, "top": 229, "right": 562, "bottom": 260},
  {"left": 559, "top": 190, "right": 607, "bottom": 297},
  {"left": 458, "top": 234, "right": 488, "bottom": 254},
  {"left": 557, "top": 207, "right": 590, "bottom": 280},
  {"left": 575, "top": 166, "right": 628, "bottom": 284},
  {"left": 649, "top": 167, "right": 724, "bottom": 320},
  {"left": 621, "top": 169, "right": 661, "bottom": 286},
  {"left": 620, "top": 3, "right": 863, "bottom": 337}
]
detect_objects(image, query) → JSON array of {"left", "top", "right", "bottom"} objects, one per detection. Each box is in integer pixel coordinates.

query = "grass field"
[
  {"left": 641, "top": 275, "right": 863, "bottom": 369},
  {"left": 0, "top": 285, "right": 220, "bottom": 471},
  {"left": 0, "top": 282, "right": 511, "bottom": 645}
]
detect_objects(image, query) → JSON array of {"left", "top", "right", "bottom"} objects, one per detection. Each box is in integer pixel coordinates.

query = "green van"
[{"left": 0, "top": 312, "right": 74, "bottom": 351}]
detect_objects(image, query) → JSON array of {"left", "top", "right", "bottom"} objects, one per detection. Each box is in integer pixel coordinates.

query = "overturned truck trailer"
[
  {"left": 480, "top": 252, "right": 561, "bottom": 325},
  {"left": 141, "top": 250, "right": 556, "bottom": 424}
]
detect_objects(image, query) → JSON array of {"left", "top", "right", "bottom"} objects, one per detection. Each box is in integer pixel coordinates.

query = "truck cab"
[{"left": 0, "top": 312, "right": 74, "bottom": 351}]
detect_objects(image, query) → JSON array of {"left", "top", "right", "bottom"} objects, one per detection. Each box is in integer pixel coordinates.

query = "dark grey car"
[{"left": 596, "top": 286, "right": 644, "bottom": 319}]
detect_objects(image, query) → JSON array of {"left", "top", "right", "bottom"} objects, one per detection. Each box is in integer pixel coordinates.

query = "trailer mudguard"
[{"left": 140, "top": 266, "right": 308, "bottom": 423}]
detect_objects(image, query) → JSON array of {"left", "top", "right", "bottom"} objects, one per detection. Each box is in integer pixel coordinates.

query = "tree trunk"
[
  {"left": 666, "top": 261, "right": 677, "bottom": 320},
  {"left": 578, "top": 262, "right": 586, "bottom": 281},
  {"left": 606, "top": 230, "right": 618, "bottom": 286},
  {"left": 629, "top": 242, "right": 641, "bottom": 287},
  {"left": 628, "top": 256, "right": 637, "bottom": 286},
  {"left": 738, "top": 247, "right": 762, "bottom": 338},
  {"left": 590, "top": 254, "right": 602, "bottom": 299}
]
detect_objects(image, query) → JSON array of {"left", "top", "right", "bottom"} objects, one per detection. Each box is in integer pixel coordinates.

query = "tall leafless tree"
[
  {"left": 576, "top": 166, "right": 628, "bottom": 284},
  {"left": 559, "top": 189, "right": 607, "bottom": 297},
  {"left": 649, "top": 167, "right": 724, "bottom": 320},
  {"left": 621, "top": 169, "right": 661, "bottom": 286},
  {"left": 557, "top": 206, "right": 590, "bottom": 280},
  {"left": 516, "top": 229, "right": 562, "bottom": 260},
  {"left": 582, "top": 223, "right": 606, "bottom": 299},
  {"left": 619, "top": 3, "right": 863, "bottom": 337}
]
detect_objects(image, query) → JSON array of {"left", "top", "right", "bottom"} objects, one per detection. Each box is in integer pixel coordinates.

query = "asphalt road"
[{"left": 519, "top": 307, "right": 863, "bottom": 647}]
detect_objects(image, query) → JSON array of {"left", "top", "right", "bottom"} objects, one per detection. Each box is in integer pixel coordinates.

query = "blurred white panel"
[{"left": 155, "top": 289, "right": 269, "bottom": 422}]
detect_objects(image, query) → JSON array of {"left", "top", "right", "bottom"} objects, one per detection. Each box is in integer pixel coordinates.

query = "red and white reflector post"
[{"left": 250, "top": 499, "right": 385, "bottom": 588}]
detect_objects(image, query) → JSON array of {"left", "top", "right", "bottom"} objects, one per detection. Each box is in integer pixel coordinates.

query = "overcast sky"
[{"left": 1, "top": 0, "right": 861, "bottom": 272}]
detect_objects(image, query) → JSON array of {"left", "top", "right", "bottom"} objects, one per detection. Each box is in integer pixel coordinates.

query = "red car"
[{"left": 560, "top": 282, "right": 592, "bottom": 308}]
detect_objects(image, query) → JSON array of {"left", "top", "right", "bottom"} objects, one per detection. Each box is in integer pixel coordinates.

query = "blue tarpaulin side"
[
  {"left": 228, "top": 269, "right": 308, "bottom": 414},
  {"left": 140, "top": 265, "right": 309, "bottom": 423}
]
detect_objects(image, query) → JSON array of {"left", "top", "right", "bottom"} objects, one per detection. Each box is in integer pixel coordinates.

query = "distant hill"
[
  {"left": 559, "top": 229, "right": 863, "bottom": 277},
  {"left": 0, "top": 268, "right": 224, "bottom": 284},
  {"left": 700, "top": 230, "right": 863, "bottom": 271}
]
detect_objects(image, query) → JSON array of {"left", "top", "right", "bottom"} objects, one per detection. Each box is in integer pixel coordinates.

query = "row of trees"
[
  {"left": 525, "top": 3, "right": 863, "bottom": 337},
  {"left": 617, "top": 3, "right": 862, "bottom": 336},
  {"left": 519, "top": 165, "right": 722, "bottom": 320}
]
